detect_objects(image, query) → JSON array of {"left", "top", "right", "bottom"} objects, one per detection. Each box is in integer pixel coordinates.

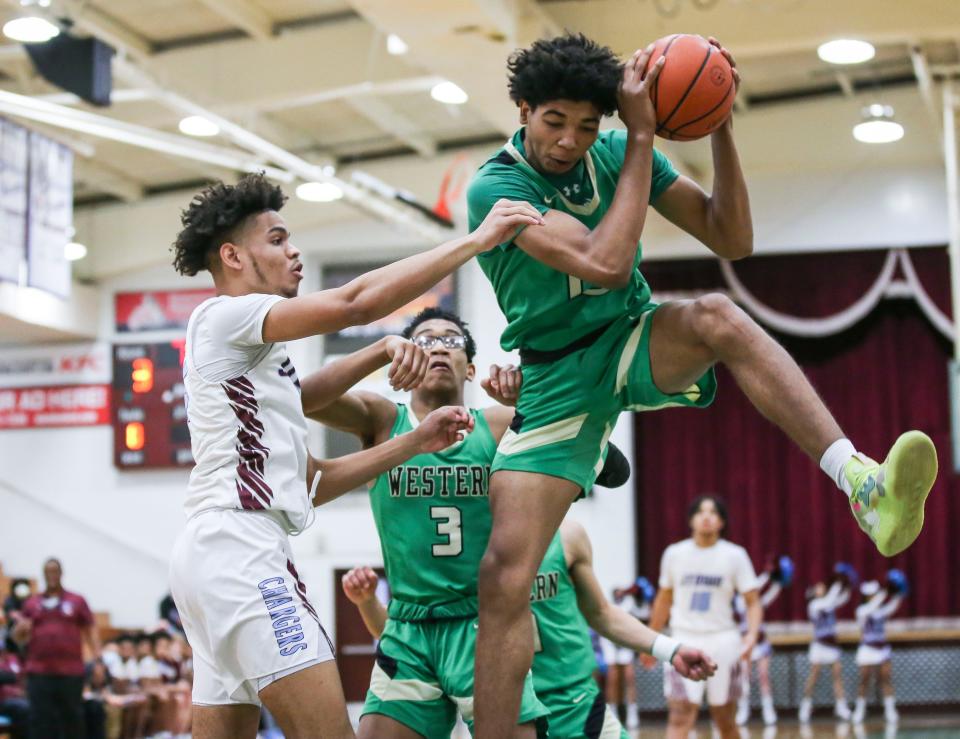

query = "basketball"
[{"left": 644, "top": 34, "right": 736, "bottom": 140}]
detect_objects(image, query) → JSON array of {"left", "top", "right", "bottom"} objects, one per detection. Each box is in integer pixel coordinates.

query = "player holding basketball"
[
  {"left": 645, "top": 496, "right": 760, "bottom": 739},
  {"left": 798, "top": 563, "right": 858, "bottom": 723},
  {"left": 465, "top": 33, "right": 937, "bottom": 736},
  {"left": 302, "top": 308, "right": 715, "bottom": 738},
  {"left": 167, "top": 174, "right": 543, "bottom": 739}
]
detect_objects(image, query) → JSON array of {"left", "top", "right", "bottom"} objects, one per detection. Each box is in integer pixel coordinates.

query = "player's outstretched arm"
[
  {"left": 262, "top": 200, "right": 543, "bottom": 343},
  {"left": 308, "top": 406, "right": 474, "bottom": 505},
  {"left": 302, "top": 337, "right": 428, "bottom": 416},
  {"left": 301, "top": 336, "right": 425, "bottom": 443},
  {"left": 562, "top": 520, "right": 715, "bottom": 681},
  {"left": 563, "top": 519, "right": 658, "bottom": 654},
  {"left": 342, "top": 567, "right": 388, "bottom": 639}
]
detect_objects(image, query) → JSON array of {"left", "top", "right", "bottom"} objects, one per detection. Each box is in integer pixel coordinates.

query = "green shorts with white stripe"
[
  {"left": 539, "top": 678, "right": 628, "bottom": 738},
  {"left": 361, "top": 616, "right": 549, "bottom": 738},
  {"left": 493, "top": 304, "right": 716, "bottom": 491}
]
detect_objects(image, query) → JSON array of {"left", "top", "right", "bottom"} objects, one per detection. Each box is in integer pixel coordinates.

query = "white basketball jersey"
[
  {"left": 659, "top": 538, "right": 759, "bottom": 634},
  {"left": 182, "top": 294, "right": 312, "bottom": 532}
]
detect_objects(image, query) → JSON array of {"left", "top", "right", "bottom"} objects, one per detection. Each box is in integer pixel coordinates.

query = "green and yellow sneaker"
[{"left": 845, "top": 431, "right": 938, "bottom": 557}]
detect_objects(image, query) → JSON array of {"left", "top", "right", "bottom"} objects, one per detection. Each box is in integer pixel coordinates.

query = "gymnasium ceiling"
[{"left": 0, "top": 0, "right": 956, "bottom": 212}]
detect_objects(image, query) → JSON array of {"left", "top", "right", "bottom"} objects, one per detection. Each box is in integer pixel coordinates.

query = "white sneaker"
[
  {"left": 799, "top": 697, "right": 812, "bottom": 724},
  {"left": 626, "top": 703, "right": 639, "bottom": 730},
  {"left": 836, "top": 701, "right": 852, "bottom": 721},
  {"left": 762, "top": 696, "right": 778, "bottom": 725},
  {"left": 883, "top": 696, "right": 898, "bottom": 723},
  {"left": 852, "top": 698, "right": 866, "bottom": 725},
  {"left": 736, "top": 699, "right": 750, "bottom": 726}
]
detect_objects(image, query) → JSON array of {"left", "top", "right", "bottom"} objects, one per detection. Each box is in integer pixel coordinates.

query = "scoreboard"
[{"left": 112, "top": 341, "right": 193, "bottom": 469}]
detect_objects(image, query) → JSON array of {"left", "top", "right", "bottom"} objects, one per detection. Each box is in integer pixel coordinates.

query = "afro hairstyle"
[
  {"left": 507, "top": 33, "right": 622, "bottom": 116},
  {"left": 172, "top": 172, "right": 286, "bottom": 276}
]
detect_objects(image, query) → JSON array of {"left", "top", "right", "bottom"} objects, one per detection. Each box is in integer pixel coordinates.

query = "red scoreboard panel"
[{"left": 112, "top": 341, "right": 193, "bottom": 469}]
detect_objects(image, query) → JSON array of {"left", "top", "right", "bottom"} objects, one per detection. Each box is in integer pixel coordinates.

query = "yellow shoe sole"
[{"left": 874, "top": 431, "right": 938, "bottom": 556}]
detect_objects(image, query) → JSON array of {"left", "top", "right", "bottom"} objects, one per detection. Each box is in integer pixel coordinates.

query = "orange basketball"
[{"left": 643, "top": 34, "right": 735, "bottom": 141}]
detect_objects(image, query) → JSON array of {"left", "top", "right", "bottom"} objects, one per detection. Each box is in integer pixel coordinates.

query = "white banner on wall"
[
  {"left": 27, "top": 131, "right": 73, "bottom": 298},
  {"left": 0, "top": 119, "right": 27, "bottom": 284},
  {"left": 0, "top": 342, "right": 110, "bottom": 388}
]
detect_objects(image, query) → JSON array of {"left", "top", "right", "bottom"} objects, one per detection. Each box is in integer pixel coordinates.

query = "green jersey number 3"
[
  {"left": 430, "top": 506, "right": 463, "bottom": 557},
  {"left": 567, "top": 275, "right": 609, "bottom": 299}
]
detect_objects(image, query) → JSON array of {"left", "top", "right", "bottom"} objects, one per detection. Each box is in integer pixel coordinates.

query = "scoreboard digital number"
[{"left": 112, "top": 341, "right": 192, "bottom": 469}]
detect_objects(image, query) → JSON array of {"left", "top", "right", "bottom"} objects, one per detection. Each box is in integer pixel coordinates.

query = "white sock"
[
  {"left": 820, "top": 438, "right": 858, "bottom": 497},
  {"left": 884, "top": 696, "right": 897, "bottom": 711}
]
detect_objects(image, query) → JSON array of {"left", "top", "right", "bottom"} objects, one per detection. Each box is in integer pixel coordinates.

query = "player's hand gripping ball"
[{"left": 643, "top": 34, "right": 738, "bottom": 140}]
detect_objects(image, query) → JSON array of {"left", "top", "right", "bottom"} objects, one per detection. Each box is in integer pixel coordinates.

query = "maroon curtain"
[{"left": 633, "top": 247, "right": 960, "bottom": 620}]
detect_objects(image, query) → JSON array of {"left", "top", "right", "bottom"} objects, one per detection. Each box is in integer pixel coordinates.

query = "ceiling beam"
[
  {"left": 248, "top": 75, "right": 444, "bottom": 114},
  {"left": 74, "top": 159, "right": 145, "bottom": 202},
  {"left": 344, "top": 96, "right": 437, "bottom": 157},
  {"left": 195, "top": 0, "right": 274, "bottom": 41},
  {"left": 114, "top": 60, "right": 448, "bottom": 242},
  {"left": 0, "top": 88, "right": 295, "bottom": 182}
]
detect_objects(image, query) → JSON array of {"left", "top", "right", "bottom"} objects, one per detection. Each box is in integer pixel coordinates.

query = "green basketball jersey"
[
  {"left": 467, "top": 128, "right": 679, "bottom": 352},
  {"left": 369, "top": 404, "right": 496, "bottom": 621},
  {"left": 530, "top": 531, "right": 597, "bottom": 694}
]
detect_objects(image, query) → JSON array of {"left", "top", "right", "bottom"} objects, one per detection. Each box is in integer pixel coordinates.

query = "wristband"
[{"left": 651, "top": 634, "right": 681, "bottom": 664}]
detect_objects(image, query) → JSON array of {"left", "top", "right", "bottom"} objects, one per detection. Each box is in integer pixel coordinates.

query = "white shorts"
[
  {"left": 664, "top": 629, "right": 742, "bottom": 707},
  {"left": 855, "top": 643, "right": 891, "bottom": 666},
  {"left": 169, "top": 509, "right": 335, "bottom": 706},
  {"left": 600, "top": 637, "right": 636, "bottom": 667},
  {"left": 808, "top": 641, "right": 841, "bottom": 665}
]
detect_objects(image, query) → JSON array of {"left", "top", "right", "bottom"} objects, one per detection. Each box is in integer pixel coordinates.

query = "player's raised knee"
[{"left": 690, "top": 293, "right": 751, "bottom": 346}]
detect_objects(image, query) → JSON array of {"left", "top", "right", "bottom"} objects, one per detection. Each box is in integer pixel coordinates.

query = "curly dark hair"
[
  {"left": 507, "top": 33, "right": 621, "bottom": 116},
  {"left": 401, "top": 307, "right": 476, "bottom": 362},
  {"left": 172, "top": 173, "right": 287, "bottom": 276}
]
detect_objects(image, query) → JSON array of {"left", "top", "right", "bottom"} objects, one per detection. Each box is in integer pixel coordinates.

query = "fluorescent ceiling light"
[
  {"left": 430, "top": 81, "right": 468, "bottom": 105},
  {"left": 64, "top": 242, "right": 87, "bottom": 261},
  {"left": 296, "top": 181, "right": 343, "bottom": 203},
  {"left": 178, "top": 115, "right": 219, "bottom": 137},
  {"left": 817, "top": 39, "right": 875, "bottom": 65},
  {"left": 387, "top": 34, "right": 408, "bottom": 55},
  {"left": 853, "top": 104, "right": 903, "bottom": 143},
  {"left": 853, "top": 119, "right": 903, "bottom": 144},
  {"left": 3, "top": 16, "right": 59, "bottom": 43}
]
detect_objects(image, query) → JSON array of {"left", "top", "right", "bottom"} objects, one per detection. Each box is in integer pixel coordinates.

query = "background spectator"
[{"left": 15, "top": 557, "right": 100, "bottom": 738}]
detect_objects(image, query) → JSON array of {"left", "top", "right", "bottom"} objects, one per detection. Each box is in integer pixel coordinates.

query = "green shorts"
[
  {"left": 539, "top": 678, "right": 628, "bottom": 738},
  {"left": 493, "top": 304, "right": 716, "bottom": 490},
  {"left": 361, "top": 616, "right": 549, "bottom": 738}
]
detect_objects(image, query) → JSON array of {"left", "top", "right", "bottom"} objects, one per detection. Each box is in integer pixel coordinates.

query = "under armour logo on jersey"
[{"left": 278, "top": 357, "right": 301, "bottom": 389}]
